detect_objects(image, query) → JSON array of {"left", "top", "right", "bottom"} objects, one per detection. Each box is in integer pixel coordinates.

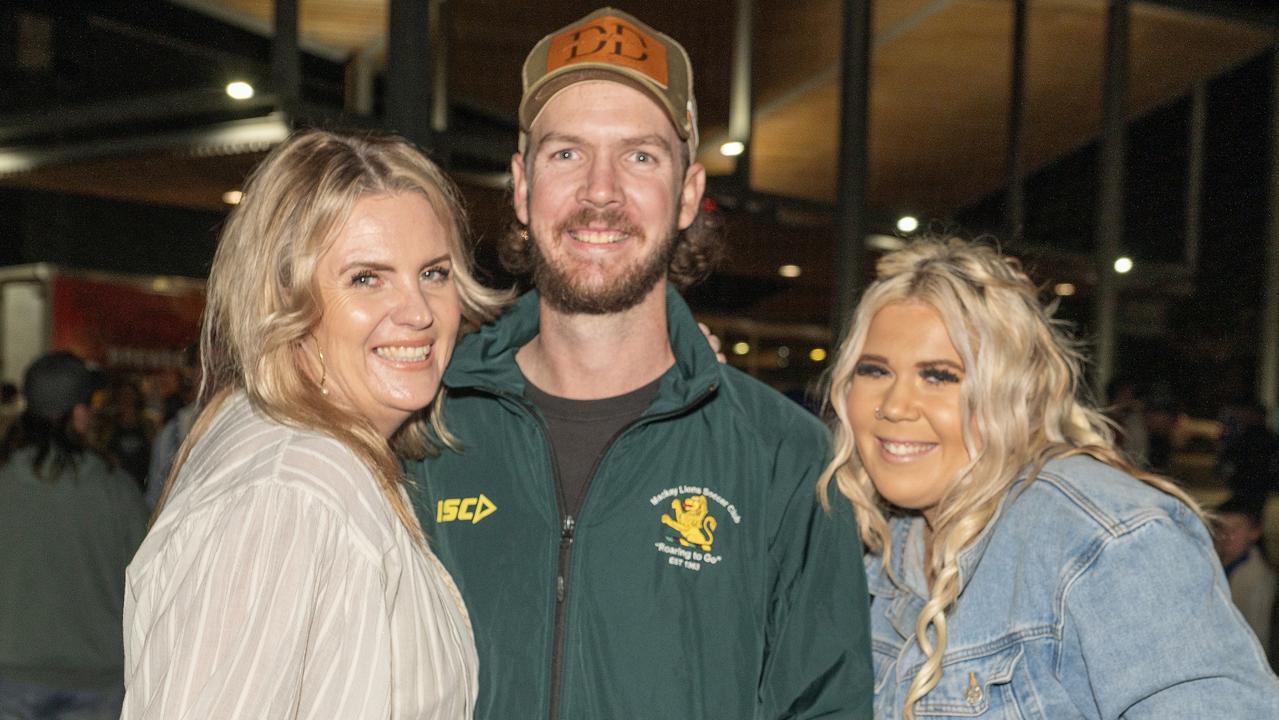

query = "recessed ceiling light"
[
  {"left": 720, "top": 141, "right": 745, "bottom": 157},
  {"left": 226, "top": 81, "right": 254, "bottom": 100},
  {"left": 778, "top": 264, "right": 801, "bottom": 278}
]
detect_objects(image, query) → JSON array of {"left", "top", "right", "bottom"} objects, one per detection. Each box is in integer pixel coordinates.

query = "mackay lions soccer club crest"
[{"left": 651, "top": 486, "right": 742, "bottom": 572}]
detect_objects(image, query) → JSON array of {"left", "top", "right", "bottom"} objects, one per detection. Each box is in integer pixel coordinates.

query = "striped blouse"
[{"left": 121, "top": 393, "right": 477, "bottom": 719}]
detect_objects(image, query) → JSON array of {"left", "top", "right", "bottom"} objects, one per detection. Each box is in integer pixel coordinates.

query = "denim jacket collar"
[{"left": 868, "top": 472, "right": 1030, "bottom": 640}]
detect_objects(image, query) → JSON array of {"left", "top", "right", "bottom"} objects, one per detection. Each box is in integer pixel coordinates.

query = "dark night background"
[{"left": 1, "top": 2, "right": 1276, "bottom": 418}]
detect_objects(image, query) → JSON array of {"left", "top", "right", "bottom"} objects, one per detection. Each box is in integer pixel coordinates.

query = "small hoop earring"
[
  {"left": 317, "top": 348, "right": 329, "bottom": 396},
  {"left": 874, "top": 407, "right": 884, "bottom": 420}
]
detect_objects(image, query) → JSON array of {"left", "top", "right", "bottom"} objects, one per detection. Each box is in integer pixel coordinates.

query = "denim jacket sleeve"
[{"left": 1059, "top": 503, "right": 1279, "bottom": 719}]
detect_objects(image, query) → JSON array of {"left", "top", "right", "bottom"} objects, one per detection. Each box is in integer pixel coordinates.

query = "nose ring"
[{"left": 874, "top": 407, "right": 885, "bottom": 420}]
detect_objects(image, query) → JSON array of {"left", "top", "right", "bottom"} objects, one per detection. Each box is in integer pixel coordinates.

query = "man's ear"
[
  {"left": 511, "top": 152, "right": 530, "bottom": 226},
  {"left": 677, "top": 161, "right": 707, "bottom": 230}
]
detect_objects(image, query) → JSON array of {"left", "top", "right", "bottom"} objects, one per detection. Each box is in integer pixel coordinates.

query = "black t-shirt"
[{"left": 524, "top": 376, "right": 661, "bottom": 519}]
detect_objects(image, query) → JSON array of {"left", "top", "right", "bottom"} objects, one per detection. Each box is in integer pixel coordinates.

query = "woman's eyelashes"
[
  {"left": 421, "top": 265, "right": 451, "bottom": 284},
  {"left": 853, "top": 361, "right": 889, "bottom": 379},
  {"left": 921, "top": 365, "right": 962, "bottom": 385},
  {"left": 852, "top": 361, "right": 961, "bottom": 385},
  {"left": 346, "top": 265, "right": 451, "bottom": 288}
]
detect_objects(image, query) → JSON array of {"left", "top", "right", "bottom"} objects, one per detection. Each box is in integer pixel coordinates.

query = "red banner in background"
[{"left": 51, "top": 275, "right": 204, "bottom": 369}]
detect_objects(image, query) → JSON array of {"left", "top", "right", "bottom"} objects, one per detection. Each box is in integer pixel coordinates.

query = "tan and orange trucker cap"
[{"left": 519, "top": 7, "right": 698, "bottom": 156}]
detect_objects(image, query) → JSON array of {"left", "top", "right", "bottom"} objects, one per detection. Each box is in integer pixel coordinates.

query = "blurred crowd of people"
[
  {"left": 1106, "top": 379, "right": 1279, "bottom": 669},
  {"left": 0, "top": 349, "right": 200, "bottom": 719},
  {"left": 1, "top": 346, "right": 200, "bottom": 501}
]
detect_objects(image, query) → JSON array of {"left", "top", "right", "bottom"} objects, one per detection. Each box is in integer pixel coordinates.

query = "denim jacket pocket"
[
  {"left": 871, "top": 636, "right": 902, "bottom": 693},
  {"left": 914, "top": 643, "right": 1032, "bottom": 718}
]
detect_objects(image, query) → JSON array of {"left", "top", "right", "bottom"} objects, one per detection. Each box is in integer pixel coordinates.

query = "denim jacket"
[{"left": 867, "top": 455, "right": 1279, "bottom": 718}]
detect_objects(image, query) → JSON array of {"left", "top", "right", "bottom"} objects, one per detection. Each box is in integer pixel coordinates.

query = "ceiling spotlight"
[
  {"left": 1054, "top": 282, "right": 1076, "bottom": 297},
  {"left": 896, "top": 215, "right": 919, "bottom": 234},
  {"left": 720, "top": 141, "right": 745, "bottom": 157},
  {"left": 1113, "top": 257, "right": 1133, "bottom": 274},
  {"left": 731, "top": 341, "right": 750, "bottom": 356},
  {"left": 222, "top": 189, "right": 244, "bottom": 205},
  {"left": 809, "top": 347, "right": 828, "bottom": 362},
  {"left": 226, "top": 81, "right": 255, "bottom": 100},
  {"left": 778, "top": 264, "right": 801, "bottom": 278}
]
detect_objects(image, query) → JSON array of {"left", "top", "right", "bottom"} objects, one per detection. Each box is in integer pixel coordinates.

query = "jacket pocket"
[{"left": 914, "top": 643, "right": 1034, "bottom": 718}]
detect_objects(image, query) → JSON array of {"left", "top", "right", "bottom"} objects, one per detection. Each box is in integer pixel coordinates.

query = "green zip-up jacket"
[{"left": 405, "top": 284, "right": 873, "bottom": 719}]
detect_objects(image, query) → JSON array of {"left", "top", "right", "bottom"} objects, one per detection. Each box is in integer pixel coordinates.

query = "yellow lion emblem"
[{"left": 661, "top": 495, "right": 717, "bottom": 552}]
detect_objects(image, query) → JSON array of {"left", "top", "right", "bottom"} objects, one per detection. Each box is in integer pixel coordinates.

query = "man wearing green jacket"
[{"left": 405, "top": 7, "right": 873, "bottom": 718}]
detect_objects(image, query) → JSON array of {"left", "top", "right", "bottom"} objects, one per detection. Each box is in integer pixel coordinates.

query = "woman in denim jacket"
[{"left": 820, "top": 238, "right": 1279, "bottom": 718}]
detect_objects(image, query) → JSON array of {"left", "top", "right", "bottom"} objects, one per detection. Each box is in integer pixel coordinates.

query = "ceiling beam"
[
  {"left": 0, "top": 113, "right": 291, "bottom": 178},
  {"left": 0, "top": 90, "right": 279, "bottom": 145},
  {"left": 1142, "top": 0, "right": 1279, "bottom": 28},
  {"left": 163, "top": 0, "right": 351, "bottom": 61}
]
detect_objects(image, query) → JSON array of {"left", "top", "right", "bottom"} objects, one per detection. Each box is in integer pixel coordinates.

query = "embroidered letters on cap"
[{"left": 545, "top": 14, "right": 669, "bottom": 88}]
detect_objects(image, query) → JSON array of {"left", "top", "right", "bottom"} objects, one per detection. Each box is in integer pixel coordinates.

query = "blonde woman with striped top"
[
  {"left": 121, "top": 130, "right": 507, "bottom": 719},
  {"left": 820, "top": 238, "right": 1279, "bottom": 718}
]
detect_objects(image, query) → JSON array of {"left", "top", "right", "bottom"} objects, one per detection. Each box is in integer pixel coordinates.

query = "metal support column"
[
  {"left": 730, "top": 0, "right": 753, "bottom": 188},
  {"left": 430, "top": 0, "right": 449, "bottom": 134},
  {"left": 832, "top": 0, "right": 873, "bottom": 338},
  {"left": 271, "top": 0, "right": 300, "bottom": 115},
  {"left": 348, "top": 44, "right": 378, "bottom": 116},
  {"left": 1004, "top": 0, "right": 1027, "bottom": 244},
  {"left": 387, "top": 0, "right": 434, "bottom": 151},
  {"left": 1093, "top": 0, "right": 1129, "bottom": 396},
  {"left": 429, "top": 0, "right": 450, "bottom": 165},
  {"left": 1261, "top": 47, "right": 1279, "bottom": 425},
  {"left": 1185, "top": 82, "right": 1205, "bottom": 272}
]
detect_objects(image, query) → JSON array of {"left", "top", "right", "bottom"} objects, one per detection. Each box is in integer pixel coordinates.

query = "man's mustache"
[{"left": 552, "top": 208, "right": 644, "bottom": 239}]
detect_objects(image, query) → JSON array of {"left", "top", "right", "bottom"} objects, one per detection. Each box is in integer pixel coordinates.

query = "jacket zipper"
[{"left": 492, "top": 383, "right": 718, "bottom": 720}]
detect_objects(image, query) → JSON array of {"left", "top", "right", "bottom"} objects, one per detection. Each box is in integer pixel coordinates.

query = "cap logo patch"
[{"left": 546, "top": 14, "right": 669, "bottom": 88}]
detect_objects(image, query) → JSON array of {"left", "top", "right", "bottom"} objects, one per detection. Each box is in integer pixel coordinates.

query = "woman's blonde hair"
[
  {"left": 153, "top": 129, "right": 509, "bottom": 544},
  {"left": 817, "top": 237, "right": 1201, "bottom": 718}
]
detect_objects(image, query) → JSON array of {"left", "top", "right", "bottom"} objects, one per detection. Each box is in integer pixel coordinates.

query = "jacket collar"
[
  {"left": 443, "top": 282, "right": 721, "bottom": 412},
  {"left": 870, "top": 474, "right": 1028, "bottom": 639}
]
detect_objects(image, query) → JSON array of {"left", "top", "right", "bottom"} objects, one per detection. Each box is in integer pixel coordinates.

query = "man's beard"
[{"left": 530, "top": 207, "right": 678, "bottom": 315}]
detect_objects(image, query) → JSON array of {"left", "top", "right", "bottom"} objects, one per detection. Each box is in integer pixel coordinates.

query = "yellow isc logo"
[{"left": 436, "top": 494, "right": 497, "bottom": 524}]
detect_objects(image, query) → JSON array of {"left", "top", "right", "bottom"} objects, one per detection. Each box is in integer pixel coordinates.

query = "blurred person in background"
[
  {"left": 0, "top": 381, "right": 22, "bottom": 442},
  {"left": 121, "top": 129, "right": 505, "bottom": 719},
  {"left": 1214, "top": 494, "right": 1277, "bottom": 663},
  {"left": 143, "top": 346, "right": 200, "bottom": 509},
  {"left": 1141, "top": 384, "right": 1180, "bottom": 475},
  {"left": 1218, "top": 399, "right": 1279, "bottom": 518},
  {"left": 100, "top": 380, "right": 152, "bottom": 491},
  {"left": 0, "top": 351, "right": 148, "bottom": 720},
  {"left": 821, "top": 238, "right": 1279, "bottom": 718},
  {"left": 1106, "top": 376, "right": 1148, "bottom": 465}
]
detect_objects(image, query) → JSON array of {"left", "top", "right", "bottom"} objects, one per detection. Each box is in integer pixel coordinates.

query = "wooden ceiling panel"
[
  {"left": 750, "top": 82, "right": 839, "bottom": 203},
  {"left": 752, "top": 0, "right": 842, "bottom": 110},
  {"left": 1019, "top": 3, "right": 1272, "bottom": 183},
  {"left": 202, "top": 0, "right": 388, "bottom": 52},
  {"left": 8, "top": 1, "right": 1274, "bottom": 225},
  {"left": 744, "top": 0, "right": 1274, "bottom": 214}
]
